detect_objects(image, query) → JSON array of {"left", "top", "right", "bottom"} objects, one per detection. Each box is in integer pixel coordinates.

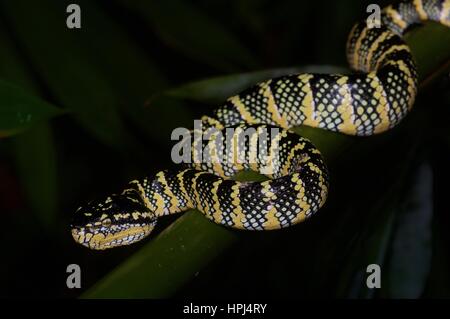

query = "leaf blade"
[
  {"left": 81, "top": 20, "right": 450, "bottom": 299},
  {"left": 0, "top": 78, "right": 63, "bottom": 137},
  {"left": 116, "top": 0, "right": 256, "bottom": 72}
]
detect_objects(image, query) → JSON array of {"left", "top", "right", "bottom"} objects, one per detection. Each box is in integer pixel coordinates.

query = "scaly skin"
[{"left": 71, "top": 0, "right": 450, "bottom": 250}]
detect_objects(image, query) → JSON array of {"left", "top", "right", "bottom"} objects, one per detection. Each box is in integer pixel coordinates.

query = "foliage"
[{"left": 0, "top": 0, "right": 449, "bottom": 298}]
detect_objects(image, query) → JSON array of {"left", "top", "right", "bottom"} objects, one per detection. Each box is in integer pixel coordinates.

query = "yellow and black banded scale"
[{"left": 71, "top": 0, "right": 450, "bottom": 250}]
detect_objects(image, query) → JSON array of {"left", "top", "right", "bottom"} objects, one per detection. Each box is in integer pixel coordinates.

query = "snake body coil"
[{"left": 72, "top": 0, "right": 450, "bottom": 250}]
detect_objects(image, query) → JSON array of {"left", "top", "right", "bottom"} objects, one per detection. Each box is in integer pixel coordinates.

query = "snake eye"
[{"left": 102, "top": 218, "right": 112, "bottom": 227}]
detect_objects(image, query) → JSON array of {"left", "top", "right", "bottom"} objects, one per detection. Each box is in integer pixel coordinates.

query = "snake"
[{"left": 71, "top": 0, "right": 450, "bottom": 250}]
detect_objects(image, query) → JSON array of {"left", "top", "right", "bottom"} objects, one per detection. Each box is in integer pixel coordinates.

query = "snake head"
[{"left": 71, "top": 187, "right": 157, "bottom": 250}]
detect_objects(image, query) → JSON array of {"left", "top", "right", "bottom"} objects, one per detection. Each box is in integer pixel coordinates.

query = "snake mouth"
[{"left": 71, "top": 224, "right": 154, "bottom": 250}]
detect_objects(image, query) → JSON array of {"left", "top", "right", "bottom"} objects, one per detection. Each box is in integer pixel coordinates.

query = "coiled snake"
[{"left": 71, "top": 0, "right": 450, "bottom": 249}]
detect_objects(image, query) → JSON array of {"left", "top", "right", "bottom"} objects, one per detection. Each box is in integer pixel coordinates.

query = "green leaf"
[
  {"left": 335, "top": 191, "right": 398, "bottom": 298},
  {"left": 0, "top": 78, "right": 63, "bottom": 138},
  {"left": 382, "top": 162, "right": 433, "bottom": 298},
  {"left": 0, "top": 23, "right": 59, "bottom": 230},
  {"left": 82, "top": 211, "right": 237, "bottom": 298},
  {"left": 334, "top": 159, "right": 434, "bottom": 299},
  {"left": 116, "top": 0, "right": 256, "bottom": 72},
  {"left": 424, "top": 204, "right": 450, "bottom": 297},
  {"left": 0, "top": 0, "right": 136, "bottom": 149},
  {"left": 12, "top": 124, "right": 58, "bottom": 230},
  {"left": 405, "top": 22, "right": 450, "bottom": 82},
  {"left": 82, "top": 19, "right": 450, "bottom": 298},
  {"left": 70, "top": 1, "right": 193, "bottom": 144},
  {"left": 165, "top": 66, "right": 348, "bottom": 105}
]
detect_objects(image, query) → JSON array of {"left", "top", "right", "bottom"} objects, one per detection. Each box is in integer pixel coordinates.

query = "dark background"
[{"left": 0, "top": 0, "right": 449, "bottom": 298}]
